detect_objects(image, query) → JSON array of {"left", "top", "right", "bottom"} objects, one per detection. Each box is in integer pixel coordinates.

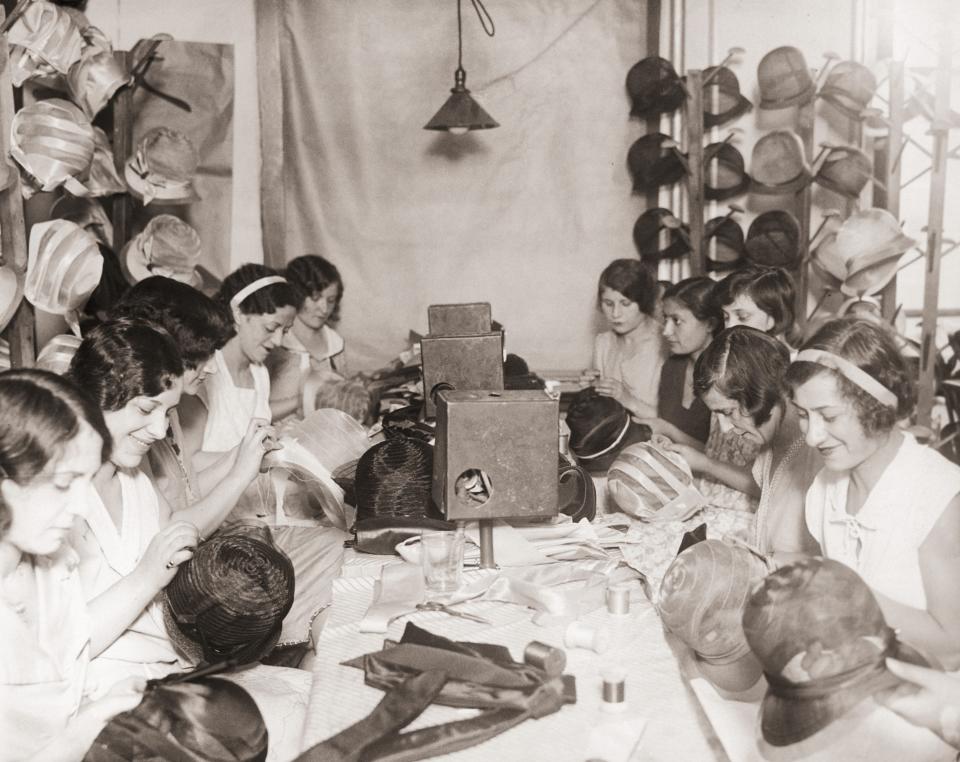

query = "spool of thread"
[
  {"left": 606, "top": 584, "right": 631, "bottom": 617},
  {"left": 524, "top": 640, "right": 567, "bottom": 676},
  {"left": 601, "top": 667, "right": 627, "bottom": 713},
  {"left": 564, "top": 620, "right": 610, "bottom": 654}
]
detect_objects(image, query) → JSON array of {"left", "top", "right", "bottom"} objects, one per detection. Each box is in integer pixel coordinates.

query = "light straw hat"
[
  {"left": 124, "top": 126, "right": 200, "bottom": 205},
  {"left": 123, "top": 214, "right": 202, "bottom": 286}
]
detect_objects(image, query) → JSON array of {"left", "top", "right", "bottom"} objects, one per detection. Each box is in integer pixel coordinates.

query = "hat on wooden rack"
[
  {"left": 627, "top": 133, "right": 688, "bottom": 191},
  {"left": 750, "top": 130, "right": 811, "bottom": 195},
  {"left": 744, "top": 211, "right": 801, "bottom": 269},
  {"left": 702, "top": 66, "right": 752, "bottom": 127},
  {"left": 818, "top": 60, "right": 878, "bottom": 121},
  {"left": 35, "top": 333, "right": 82, "bottom": 375},
  {"left": 123, "top": 214, "right": 203, "bottom": 287},
  {"left": 50, "top": 194, "right": 114, "bottom": 248},
  {"left": 633, "top": 207, "right": 691, "bottom": 263},
  {"left": 704, "top": 141, "right": 750, "bottom": 201},
  {"left": 813, "top": 144, "right": 873, "bottom": 199},
  {"left": 703, "top": 215, "right": 746, "bottom": 272},
  {"left": 6, "top": 1, "right": 84, "bottom": 87},
  {"left": 10, "top": 98, "right": 95, "bottom": 198},
  {"left": 625, "top": 56, "right": 686, "bottom": 118},
  {"left": 66, "top": 32, "right": 130, "bottom": 119},
  {"left": 565, "top": 388, "right": 652, "bottom": 474},
  {"left": 743, "top": 557, "right": 929, "bottom": 747},
  {"left": 756, "top": 46, "right": 815, "bottom": 110},
  {"left": 125, "top": 126, "right": 201, "bottom": 205},
  {"left": 76, "top": 127, "right": 126, "bottom": 198},
  {"left": 0, "top": 266, "right": 24, "bottom": 335},
  {"left": 24, "top": 219, "right": 103, "bottom": 335}
]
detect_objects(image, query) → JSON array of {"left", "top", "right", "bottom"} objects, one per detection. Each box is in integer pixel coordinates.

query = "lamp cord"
[{"left": 457, "top": 0, "right": 496, "bottom": 73}]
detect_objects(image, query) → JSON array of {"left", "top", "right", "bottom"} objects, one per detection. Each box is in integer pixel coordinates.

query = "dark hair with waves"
[
  {"left": 217, "top": 263, "right": 303, "bottom": 321},
  {"left": 713, "top": 265, "right": 798, "bottom": 342},
  {"left": 286, "top": 255, "right": 344, "bottom": 322},
  {"left": 597, "top": 259, "right": 658, "bottom": 318},
  {"left": 663, "top": 276, "right": 723, "bottom": 337}
]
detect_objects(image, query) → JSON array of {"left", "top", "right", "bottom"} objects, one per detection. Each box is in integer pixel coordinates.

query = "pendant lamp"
[{"left": 424, "top": 0, "right": 498, "bottom": 135}]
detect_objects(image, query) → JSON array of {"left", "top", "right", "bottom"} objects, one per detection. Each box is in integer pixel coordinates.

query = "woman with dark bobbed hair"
[
  {"left": 580, "top": 259, "right": 664, "bottom": 419},
  {"left": 0, "top": 369, "right": 147, "bottom": 759},
  {"left": 789, "top": 317, "right": 960, "bottom": 668}
]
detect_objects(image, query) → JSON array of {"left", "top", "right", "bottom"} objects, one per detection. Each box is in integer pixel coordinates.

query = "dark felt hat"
[
  {"left": 627, "top": 133, "right": 688, "bottom": 191},
  {"left": 355, "top": 435, "right": 438, "bottom": 521},
  {"left": 626, "top": 56, "right": 686, "bottom": 118},
  {"left": 565, "top": 388, "right": 652, "bottom": 474},
  {"left": 633, "top": 207, "right": 691, "bottom": 263},
  {"left": 164, "top": 521, "right": 295, "bottom": 666},
  {"left": 819, "top": 61, "right": 877, "bottom": 120},
  {"left": 704, "top": 141, "right": 750, "bottom": 201},
  {"left": 757, "top": 46, "right": 815, "bottom": 110},
  {"left": 750, "top": 130, "right": 811, "bottom": 195},
  {"left": 814, "top": 144, "right": 873, "bottom": 199},
  {"left": 743, "top": 557, "right": 929, "bottom": 748},
  {"left": 744, "top": 210, "right": 801, "bottom": 269},
  {"left": 703, "top": 215, "right": 746, "bottom": 272},
  {"left": 702, "top": 66, "right": 753, "bottom": 127}
]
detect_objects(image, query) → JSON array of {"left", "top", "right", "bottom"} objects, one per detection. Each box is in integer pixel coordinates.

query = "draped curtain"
[{"left": 258, "top": 0, "right": 648, "bottom": 371}]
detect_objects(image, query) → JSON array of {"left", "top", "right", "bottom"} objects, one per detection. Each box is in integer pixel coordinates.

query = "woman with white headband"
[{"left": 787, "top": 317, "right": 960, "bottom": 668}]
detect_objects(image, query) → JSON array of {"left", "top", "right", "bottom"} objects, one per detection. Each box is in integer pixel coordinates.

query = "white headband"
[
  {"left": 229, "top": 276, "right": 287, "bottom": 310},
  {"left": 795, "top": 349, "right": 898, "bottom": 409}
]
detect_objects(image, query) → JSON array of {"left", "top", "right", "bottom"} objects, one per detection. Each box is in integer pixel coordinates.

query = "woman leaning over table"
[
  {"left": 0, "top": 370, "right": 145, "bottom": 760},
  {"left": 788, "top": 316, "right": 960, "bottom": 668}
]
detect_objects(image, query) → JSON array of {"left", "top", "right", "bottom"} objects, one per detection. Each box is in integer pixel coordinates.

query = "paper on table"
[{"left": 584, "top": 712, "right": 648, "bottom": 762}]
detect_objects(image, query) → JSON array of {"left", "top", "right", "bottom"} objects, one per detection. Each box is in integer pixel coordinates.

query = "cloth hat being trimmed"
[
  {"left": 626, "top": 56, "right": 686, "bottom": 118},
  {"left": 702, "top": 66, "right": 752, "bottom": 127},
  {"left": 35, "top": 333, "right": 82, "bottom": 375},
  {"left": 6, "top": 1, "right": 84, "bottom": 88},
  {"left": 125, "top": 126, "right": 200, "bottom": 205},
  {"left": 757, "top": 46, "right": 815, "bottom": 110},
  {"left": 819, "top": 61, "right": 878, "bottom": 121},
  {"left": 11, "top": 98, "right": 95, "bottom": 198},
  {"left": 744, "top": 210, "right": 801, "bottom": 269},
  {"left": 0, "top": 266, "right": 24, "bottom": 335},
  {"left": 750, "top": 130, "right": 811, "bottom": 195},
  {"left": 77, "top": 127, "right": 126, "bottom": 198},
  {"left": 633, "top": 207, "right": 691, "bottom": 263},
  {"left": 659, "top": 539, "right": 770, "bottom": 664},
  {"left": 743, "top": 557, "right": 930, "bottom": 748},
  {"left": 703, "top": 215, "right": 746, "bottom": 272},
  {"left": 354, "top": 435, "right": 438, "bottom": 521},
  {"left": 814, "top": 145, "right": 873, "bottom": 200},
  {"left": 704, "top": 141, "right": 750, "bottom": 201},
  {"left": 50, "top": 194, "right": 114, "bottom": 248},
  {"left": 607, "top": 441, "right": 706, "bottom": 521},
  {"left": 565, "top": 388, "right": 652, "bottom": 474},
  {"left": 163, "top": 520, "right": 295, "bottom": 665},
  {"left": 628, "top": 133, "right": 688, "bottom": 191},
  {"left": 123, "top": 214, "right": 203, "bottom": 287},
  {"left": 25, "top": 219, "right": 102, "bottom": 335}
]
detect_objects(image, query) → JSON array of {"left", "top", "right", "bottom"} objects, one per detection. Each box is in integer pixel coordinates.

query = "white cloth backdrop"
[{"left": 268, "top": 0, "right": 649, "bottom": 371}]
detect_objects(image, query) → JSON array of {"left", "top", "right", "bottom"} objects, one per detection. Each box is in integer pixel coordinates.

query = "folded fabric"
[{"left": 354, "top": 516, "right": 457, "bottom": 556}]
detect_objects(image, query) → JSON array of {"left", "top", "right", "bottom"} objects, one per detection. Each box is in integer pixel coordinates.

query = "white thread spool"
[
  {"left": 606, "top": 583, "right": 631, "bottom": 616},
  {"left": 564, "top": 620, "right": 610, "bottom": 653}
]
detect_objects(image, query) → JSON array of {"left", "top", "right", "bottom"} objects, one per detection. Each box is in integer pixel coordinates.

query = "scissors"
[{"left": 414, "top": 601, "right": 490, "bottom": 624}]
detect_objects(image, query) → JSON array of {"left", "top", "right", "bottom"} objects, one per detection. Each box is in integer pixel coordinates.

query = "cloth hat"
[
  {"left": 565, "top": 388, "right": 652, "bottom": 474},
  {"left": 744, "top": 211, "right": 801, "bottom": 269},
  {"left": 757, "top": 46, "right": 815, "bottom": 109},
  {"left": 750, "top": 130, "right": 811, "bottom": 195},
  {"left": 658, "top": 539, "right": 770, "bottom": 664},
  {"left": 35, "top": 333, "right": 82, "bottom": 375},
  {"left": 0, "top": 339, "right": 9, "bottom": 372},
  {"left": 633, "top": 207, "right": 691, "bottom": 263},
  {"left": 164, "top": 520, "right": 295, "bottom": 665},
  {"left": 6, "top": 1, "right": 84, "bottom": 88},
  {"left": 743, "top": 557, "right": 929, "bottom": 747},
  {"left": 78, "top": 126, "right": 126, "bottom": 198},
  {"left": 25, "top": 219, "right": 102, "bottom": 333},
  {"left": 628, "top": 133, "right": 688, "bottom": 191},
  {"left": 85, "top": 673, "right": 267, "bottom": 762},
  {"left": 10, "top": 98, "right": 95, "bottom": 198},
  {"left": 67, "top": 37, "right": 130, "bottom": 119},
  {"left": 607, "top": 441, "right": 705, "bottom": 520},
  {"left": 125, "top": 126, "right": 200, "bottom": 205},
  {"left": 703, "top": 216, "right": 745, "bottom": 271},
  {"left": 50, "top": 194, "right": 114, "bottom": 248},
  {"left": 0, "top": 265, "right": 24, "bottom": 335},
  {"left": 124, "top": 214, "right": 203, "bottom": 287},
  {"left": 814, "top": 145, "right": 873, "bottom": 199},
  {"left": 819, "top": 61, "right": 878, "bottom": 120},
  {"left": 626, "top": 56, "right": 686, "bottom": 118},
  {"left": 704, "top": 142, "right": 750, "bottom": 201},
  {"left": 702, "top": 66, "right": 753, "bottom": 127},
  {"left": 813, "top": 208, "right": 915, "bottom": 297},
  {"left": 355, "top": 435, "right": 438, "bottom": 521}
]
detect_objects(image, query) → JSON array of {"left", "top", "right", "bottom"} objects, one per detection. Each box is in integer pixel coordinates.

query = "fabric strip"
[
  {"left": 794, "top": 349, "right": 897, "bottom": 408},
  {"left": 229, "top": 275, "right": 288, "bottom": 309}
]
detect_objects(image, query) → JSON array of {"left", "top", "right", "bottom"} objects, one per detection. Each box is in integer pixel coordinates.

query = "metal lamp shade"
[{"left": 424, "top": 75, "right": 499, "bottom": 132}]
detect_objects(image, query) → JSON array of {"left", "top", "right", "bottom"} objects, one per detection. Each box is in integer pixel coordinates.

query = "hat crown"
[
  {"left": 139, "top": 126, "right": 199, "bottom": 181},
  {"left": 751, "top": 130, "right": 807, "bottom": 184},
  {"left": 143, "top": 214, "right": 203, "bottom": 270},
  {"left": 626, "top": 56, "right": 685, "bottom": 116},
  {"left": 25, "top": 219, "right": 102, "bottom": 314},
  {"left": 822, "top": 61, "right": 877, "bottom": 105},
  {"left": 607, "top": 441, "right": 694, "bottom": 518},
  {"left": 757, "top": 46, "right": 814, "bottom": 106},
  {"left": 628, "top": 133, "right": 687, "bottom": 190},
  {"left": 566, "top": 388, "right": 629, "bottom": 456},
  {"left": 835, "top": 208, "right": 907, "bottom": 256},
  {"left": 355, "top": 436, "right": 435, "bottom": 520}
]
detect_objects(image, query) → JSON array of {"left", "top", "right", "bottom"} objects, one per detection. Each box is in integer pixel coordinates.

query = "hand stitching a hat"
[{"left": 877, "top": 658, "right": 960, "bottom": 749}]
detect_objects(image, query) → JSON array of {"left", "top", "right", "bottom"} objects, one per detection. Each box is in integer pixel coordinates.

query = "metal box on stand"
[
  {"left": 420, "top": 332, "right": 504, "bottom": 418},
  {"left": 428, "top": 302, "right": 492, "bottom": 336}
]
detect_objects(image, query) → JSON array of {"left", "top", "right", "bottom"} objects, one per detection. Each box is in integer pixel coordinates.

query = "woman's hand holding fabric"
[{"left": 236, "top": 417, "right": 279, "bottom": 479}]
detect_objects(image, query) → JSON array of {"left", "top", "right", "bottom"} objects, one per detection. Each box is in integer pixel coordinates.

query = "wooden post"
[
  {"left": 916, "top": 28, "right": 952, "bottom": 428},
  {"left": 794, "top": 97, "right": 816, "bottom": 334},
  {"left": 111, "top": 50, "right": 133, "bottom": 253},
  {"left": 0, "top": 7, "right": 33, "bottom": 367},
  {"left": 875, "top": 62, "right": 903, "bottom": 322},
  {"left": 685, "top": 69, "right": 705, "bottom": 276}
]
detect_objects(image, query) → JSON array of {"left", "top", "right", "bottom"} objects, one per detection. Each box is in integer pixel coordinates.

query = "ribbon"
[
  {"left": 67, "top": 48, "right": 131, "bottom": 119},
  {"left": 7, "top": 3, "right": 84, "bottom": 86},
  {"left": 125, "top": 149, "right": 198, "bottom": 205},
  {"left": 11, "top": 108, "right": 95, "bottom": 194},
  {"left": 229, "top": 275, "right": 288, "bottom": 309},
  {"left": 795, "top": 349, "right": 898, "bottom": 408}
]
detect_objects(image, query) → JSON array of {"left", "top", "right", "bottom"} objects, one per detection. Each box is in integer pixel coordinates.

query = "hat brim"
[
  {"left": 819, "top": 89, "right": 870, "bottom": 121},
  {"left": 750, "top": 168, "right": 812, "bottom": 196},
  {"left": 704, "top": 93, "right": 753, "bottom": 128},
  {"left": 759, "top": 81, "right": 817, "bottom": 110},
  {"left": 639, "top": 237, "right": 693, "bottom": 264},
  {"left": 124, "top": 233, "right": 204, "bottom": 289},
  {"left": 704, "top": 174, "right": 751, "bottom": 201},
  {"left": 576, "top": 421, "right": 651, "bottom": 475},
  {"left": 814, "top": 171, "right": 867, "bottom": 199},
  {"left": 760, "top": 639, "right": 929, "bottom": 748}
]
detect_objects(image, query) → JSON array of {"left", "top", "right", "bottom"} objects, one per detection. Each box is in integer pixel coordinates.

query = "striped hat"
[
  {"left": 11, "top": 99, "right": 95, "bottom": 198},
  {"left": 125, "top": 127, "right": 200, "bottom": 205},
  {"left": 7, "top": 1, "right": 84, "bottom": 87},
  {"left": 0, "top": 266, "right": 23, "bottom": 335},
  {"left": 50, "top": 195, "right": 114, "bottom": 248},
  {"left": 35, "top": 334, "right": 83, "bottom": 375},
  {"left": 607, "top": 441, "right": 706, "bottom": 521},
  {"left": 25, "top": 219, "right": 102, "bottom": 334},
  {"left": 77, "top": 127, "right": 126, "bottom": 198},
  {"left": 66, "top": 31, "right": 130, "bottom": 119}
]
